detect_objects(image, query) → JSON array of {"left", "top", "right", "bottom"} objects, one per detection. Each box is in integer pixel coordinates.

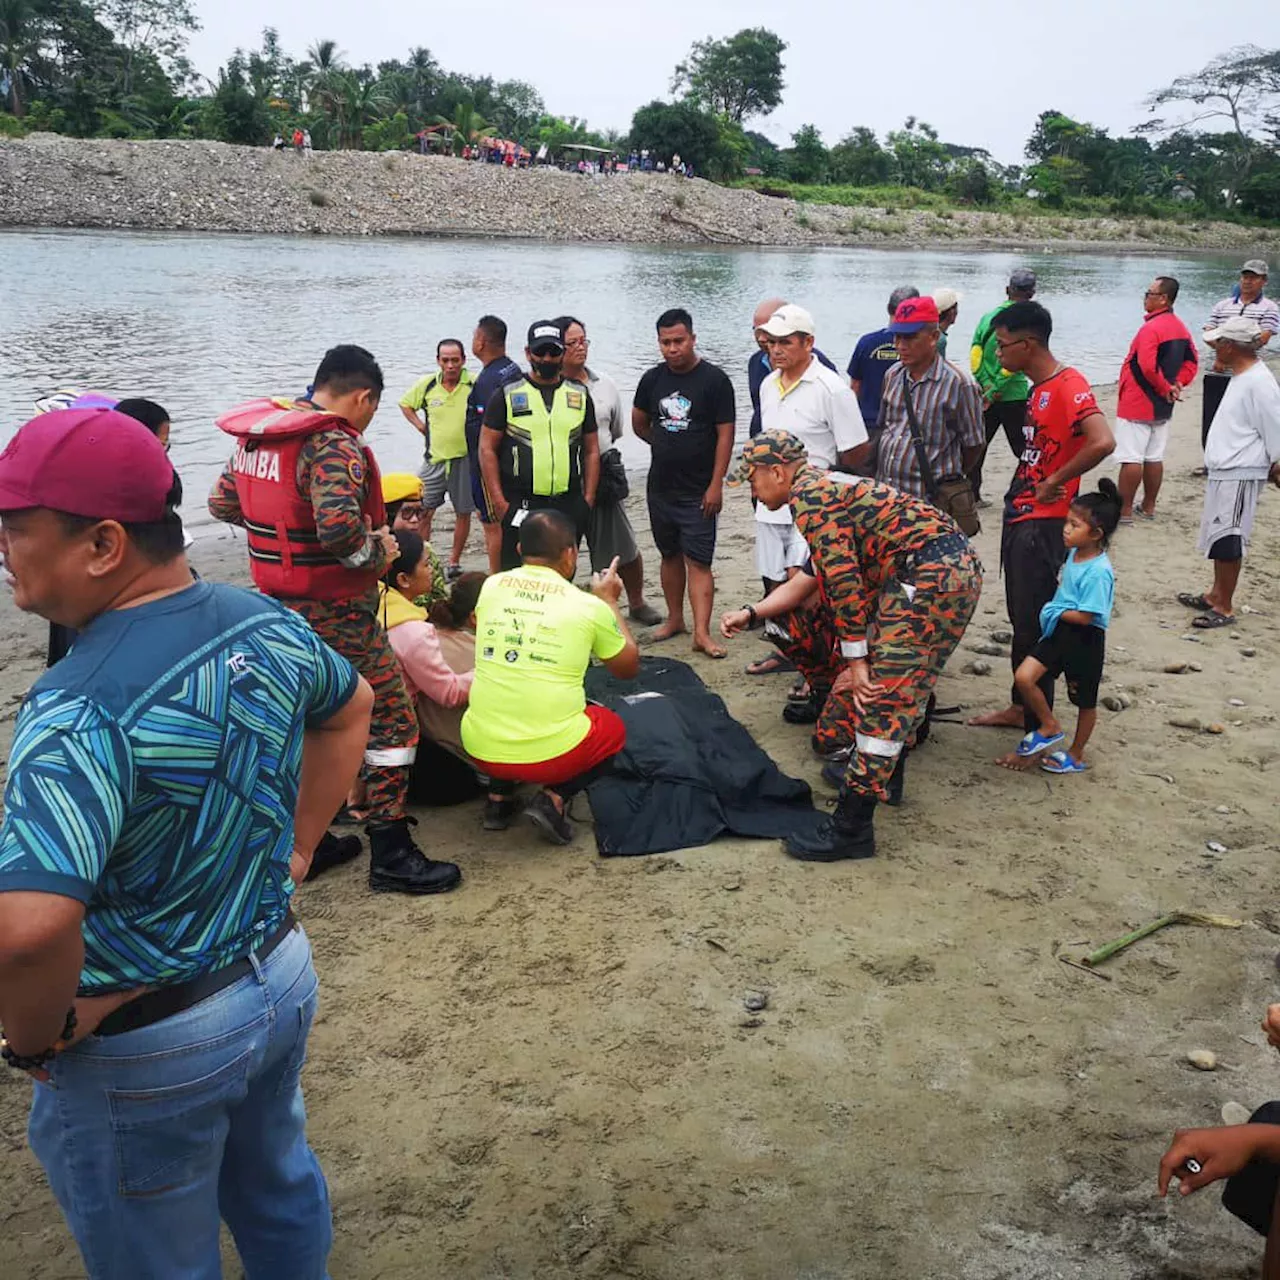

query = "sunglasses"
[{"left": 531, "top": 345, "right": 563, "bottom": 358}]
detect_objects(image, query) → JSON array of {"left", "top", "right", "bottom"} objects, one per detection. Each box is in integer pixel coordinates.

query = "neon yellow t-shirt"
[
  {"left": 399, "top": 369, "right": 473, "bottom": 463},
  {"left": 461, "top": 564, "right": 626, "bottom": 764}
]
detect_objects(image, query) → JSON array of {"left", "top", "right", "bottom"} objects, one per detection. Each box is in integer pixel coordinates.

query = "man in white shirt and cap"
[
  {"left": 753, "top": 302, "right": 869, "bottom": 596},
  {"left": 1179, "top": 315, "right": 1280, "bottom": 629}
]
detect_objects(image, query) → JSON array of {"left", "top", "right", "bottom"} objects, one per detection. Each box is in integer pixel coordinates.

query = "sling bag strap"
[{"left": 900, "top": 370, "right": 941, "bottom": 500}]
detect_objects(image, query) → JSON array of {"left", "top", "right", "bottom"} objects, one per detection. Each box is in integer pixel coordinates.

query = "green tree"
[
  {"left": 628, "top": 98, "right": 720, "bottom": 169},
  {"left": 670, "top": 27, "right": 786, "bottom": 123},
  {"left": 0, "top": 0, "right": 40, "bottom": 114},
  {"left": 99, "top": 0, "right": 199, "bottom": 96},
  {"left": 488, "top": 77, "right": 543, "bottom": 142},
  {"left": 828, "top": 126, "right": 891, "bottom": 186},
  {"left": 784, "top": 123, "right": 827, "bottom": 183},
  {"left": 433, "top": 99, "right": 489, "bottom": 154},
  {"left": 1142, "top": 45, "right": 1279, "bottom": 205},
  {"left": 886, "top": 118, "right": 949, "bottom": 190}
]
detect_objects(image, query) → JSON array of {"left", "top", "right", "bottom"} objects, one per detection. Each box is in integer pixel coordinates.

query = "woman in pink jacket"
[{"left": 379, "top": 531, "right": 485, "bottom": 759}]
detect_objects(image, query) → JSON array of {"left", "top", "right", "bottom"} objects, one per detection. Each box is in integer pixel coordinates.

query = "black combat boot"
[
  {"left": 367, "top": 818, "right": 462, "bottom": 895},
  {"left": 785, "top": 791, "right": 877, "bottom": 862},
  {"left": 885, "top": 750, "right": 907, "bottom": 807},
  {"left": 782, "top": 683, "right": 831, "bottom": 725},
  {"left": 304, "top": 830, "right": 363, "bottom": 882}
]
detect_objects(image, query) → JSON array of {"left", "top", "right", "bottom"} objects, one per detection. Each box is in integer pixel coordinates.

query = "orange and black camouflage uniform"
[
  {"left": 209, "top": 427, "right": 418, "bottom": 822},
  {"left": 784, "top": 465, "right": 982, "bottom": 802}
]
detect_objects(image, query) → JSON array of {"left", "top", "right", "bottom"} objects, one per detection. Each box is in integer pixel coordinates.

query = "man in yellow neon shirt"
[
  {"left": 462, "top": 509, "right": 639, "bottom": 842},
  {"left": 399, "top": 338, "right": 474, "bottom": 578}
]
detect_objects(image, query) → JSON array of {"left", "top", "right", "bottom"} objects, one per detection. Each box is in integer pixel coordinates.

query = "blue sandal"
[
  {"left": 1015, "top": 729, "right": 1065, "bottom": 758},
  {"left": 1041, "top": 750, "right": 1087, "bottom": 774}
]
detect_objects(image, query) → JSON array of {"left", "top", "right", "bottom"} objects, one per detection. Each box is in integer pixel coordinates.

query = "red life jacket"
[{"left": 216, "top": 398, "right": 386, "bottom": 601}]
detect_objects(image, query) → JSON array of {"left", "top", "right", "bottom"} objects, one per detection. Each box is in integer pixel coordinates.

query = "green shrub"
[{"left": 0, "top": 113, "right": 26, "bottom": 137}]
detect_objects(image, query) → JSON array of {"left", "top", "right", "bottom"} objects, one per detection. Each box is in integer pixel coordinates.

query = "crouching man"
[{"left": 727, "top": 431, "right": 982, "bottom": 861}]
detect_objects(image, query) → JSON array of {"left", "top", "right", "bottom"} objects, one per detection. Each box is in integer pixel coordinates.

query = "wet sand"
[{"left": 1, "top": 376, "right": 1278, "bottom": 1278}]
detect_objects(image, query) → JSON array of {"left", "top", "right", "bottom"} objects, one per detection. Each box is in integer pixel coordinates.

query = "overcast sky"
[{"left": 185, "top": 1, "right": 1280, "bottom": 164}]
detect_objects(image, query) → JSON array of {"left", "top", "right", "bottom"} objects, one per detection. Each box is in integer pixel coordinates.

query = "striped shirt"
[
  {"left": 1205, "top": 294, "right": 1280, "bottom": 338},
  {"left": 876, "top": 357, "right": 984, "bottom": 497},
  {"left": 0, "top": 583, "right": 357, "bottom": 993}
]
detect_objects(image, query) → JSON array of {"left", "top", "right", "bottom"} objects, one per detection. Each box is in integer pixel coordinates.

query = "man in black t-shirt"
[
  {"left": 479, "top": 319, "right": 601, "bottom": 571},
  {"left": 632, "top": 307, "right": 736, "bottom": 659}
]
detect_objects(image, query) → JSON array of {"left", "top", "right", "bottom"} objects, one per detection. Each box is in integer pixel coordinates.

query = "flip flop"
[
  {"left": 1177, "top": 592, "right": 1213, "bottom": 610},
  {"left": 1135, "top": 509, "right": 1156, "bottom": 521},
  {"left": 1191, "top": 610, "right": 1236, "bottom": 629},
  {"left": 1015, "top": 729, "right": 1065, "bottom": 758},
  {"left": 1118, "top": 516, "right": 1134, "bottom": 526},
  {"left": 744, "top": 653, "right": 795, "bottom": 676},
  {"left": 1041, "top": 750, "right": 1087, "bottom": 775}
]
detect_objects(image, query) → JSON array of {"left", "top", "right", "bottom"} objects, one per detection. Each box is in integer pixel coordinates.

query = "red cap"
[
  {"left": 0, "top": 409, "right": 175, "bottom": 522},
  {"left": 888, "top": 296, "right": 941, "bottom": 333}
]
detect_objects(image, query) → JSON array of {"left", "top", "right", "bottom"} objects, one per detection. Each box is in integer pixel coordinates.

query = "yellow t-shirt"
[
  {"left": 461, "top": 564, "right": 626, "bottom": 764},
  {"left": 399, "top": 369, "right": 473, "bottom": 463}
]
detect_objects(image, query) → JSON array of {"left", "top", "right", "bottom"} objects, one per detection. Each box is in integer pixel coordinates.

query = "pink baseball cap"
[{"left": 0, "top": 409, "right": 176, "bottom": 522}]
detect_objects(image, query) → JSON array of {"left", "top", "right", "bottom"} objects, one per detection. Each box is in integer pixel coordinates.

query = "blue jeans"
[{"left": 29, "top": 925, "right": 332, "bottom": 1280}]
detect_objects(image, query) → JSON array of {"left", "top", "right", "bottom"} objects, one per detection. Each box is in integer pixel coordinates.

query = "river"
[{"left": 0, "top": 228, "right": 1242, "bottom": 527}]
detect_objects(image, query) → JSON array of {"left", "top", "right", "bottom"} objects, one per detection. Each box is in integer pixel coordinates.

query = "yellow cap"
[{"left": 381, "top": 472, "right": 423, "bottom": 505}]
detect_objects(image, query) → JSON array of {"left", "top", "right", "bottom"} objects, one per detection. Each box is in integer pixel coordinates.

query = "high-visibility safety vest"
[
  {"left": 217, "top": 398, "right": 386, "bottom": 601},
  {"left": 499, "top": 378, "right": 588, "bottom": 497}
]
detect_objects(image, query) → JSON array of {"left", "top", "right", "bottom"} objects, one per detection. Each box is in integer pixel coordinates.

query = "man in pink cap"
[{"left": 0, "top": 408, "right": 372, "bottom": 1278}]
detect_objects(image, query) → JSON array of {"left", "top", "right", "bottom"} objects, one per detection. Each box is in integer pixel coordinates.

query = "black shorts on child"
[{"left": 1029, "top": 620, "right": 1105, "bottom": 710}]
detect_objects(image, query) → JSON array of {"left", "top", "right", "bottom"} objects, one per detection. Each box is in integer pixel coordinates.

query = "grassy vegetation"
[{"left": 731, "top": 178, "right": 1280, "bottom": 230}]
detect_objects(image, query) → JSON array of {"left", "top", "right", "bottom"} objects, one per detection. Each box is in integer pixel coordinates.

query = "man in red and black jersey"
[{"left": 967, "top": 302, "right": 1115, "bottom": 761}]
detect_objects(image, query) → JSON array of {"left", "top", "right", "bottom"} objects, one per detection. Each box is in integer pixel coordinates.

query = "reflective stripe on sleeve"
[
  {"left": 365, "top": 746, "right": 417, "bottom": 766},
  {"left": 854, "top": 733, "right": 903, "bottom": 759},
  {"left": 840, "top": 639, "right": 869, "bottom": 659}
]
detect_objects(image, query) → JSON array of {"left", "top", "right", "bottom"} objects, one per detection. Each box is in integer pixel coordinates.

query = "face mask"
[{"left": 531, "top": 358, "right": 562, "bottom": 380}]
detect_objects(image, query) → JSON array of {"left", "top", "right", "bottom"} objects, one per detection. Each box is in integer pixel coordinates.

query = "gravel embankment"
[{"left": 3, "top": 133, "right": 1279, "bottom": 253}]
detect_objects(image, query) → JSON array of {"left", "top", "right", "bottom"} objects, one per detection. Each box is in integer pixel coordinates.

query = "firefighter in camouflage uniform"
[
  {"left": 209, "top": 344, "right": 461, "bottom": 895},
  {"left": 726, "top": 431, "right": 982, "bottom": 862}
]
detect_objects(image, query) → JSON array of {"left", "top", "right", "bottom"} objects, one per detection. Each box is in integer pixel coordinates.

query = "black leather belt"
[{"left": 96, "top": 911, "right": 298, "bottom": 1038}]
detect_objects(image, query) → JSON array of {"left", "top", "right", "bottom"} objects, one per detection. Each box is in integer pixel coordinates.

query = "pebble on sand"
[
  {"left": 963, "top": 660, "right": 993, "bottom": 676},
  {"left": 1164, "top": 662, "right": 1189, "bottom": 674},
  {"left": 1168, "top": 716, "right": 1202, "bottom": 731},
  {"left": 990, "top": 629, "right": 1013, "bottom": 644},
  {"left": 1186, "top": 1049, "right": 1218, "bottom": 1071},
  {"left": 1222, "top": 1101, "right": 1253, "bottom": 1126},
  {"left": 1203, "top": 723, "right": 1226, "bottom": 735},
  {"left": 1206, "top": 840, "right": 1228, "bottom": 854},
  {"left": 743, "top": 992, "right": 769, "bottom": 1013},
  {"left": 1100, "top": 695, "right": 1124, "bottom": 712},
  {"left": 1241, "top": 648, "right": 1257, "bottom": 658}
]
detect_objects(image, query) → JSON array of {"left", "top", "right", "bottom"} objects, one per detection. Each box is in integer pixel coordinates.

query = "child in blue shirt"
[{"left": 1011, "top": 478, "right": 1120, "bottom": 774}]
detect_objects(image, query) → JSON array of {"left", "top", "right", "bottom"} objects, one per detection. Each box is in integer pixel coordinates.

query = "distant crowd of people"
[{"left": 0, "top": 257, "right": 1278, "bottom": 1276}]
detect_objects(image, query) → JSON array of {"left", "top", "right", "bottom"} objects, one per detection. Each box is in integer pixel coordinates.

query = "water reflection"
[{"left": 0, "top": 227, "right": 1242, "bottom": 529}]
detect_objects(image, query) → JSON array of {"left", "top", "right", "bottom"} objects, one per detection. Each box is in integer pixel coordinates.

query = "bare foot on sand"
[
  {"left": 693, "top": 635, "right": 727, "bottom": 660},
  {"left": 968, "top": 705, "right": 1024, "bottom": 728},
  {"left": 650, "top": 619, "right": 687, "bottom": 642},
  {"left": 995, "top": 750, "right": 1039, "bottom": 771}
]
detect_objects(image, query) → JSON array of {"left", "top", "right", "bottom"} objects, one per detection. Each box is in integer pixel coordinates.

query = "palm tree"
[
  {"left": 301, "top": 38, "right": 345, "bottom": 112},
  {"left": 323, "top": 70, "right": 391, "bottom": 149},
  {"left": 0, "top": 0, "right": 40, "bottom": 117},
  {"left": 433, "top": 101, "right": 490, "bottom": 155}
]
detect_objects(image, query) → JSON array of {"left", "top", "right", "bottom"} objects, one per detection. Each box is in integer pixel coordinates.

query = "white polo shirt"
[{"left": 757, "top": 357, "right": 867, "bottom": 525}]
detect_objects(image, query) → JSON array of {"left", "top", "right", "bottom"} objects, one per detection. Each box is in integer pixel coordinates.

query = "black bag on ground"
[
  {"left": 584, "top": 657, "right": 826, "bottom": 856},
  {"left": 1222, "top": 1101, "right": 1280, "bottom": 1235}
]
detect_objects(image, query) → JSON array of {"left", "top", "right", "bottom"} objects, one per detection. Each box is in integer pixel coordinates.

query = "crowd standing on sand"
[{"left": 0, "top": 258, "right": 1279, "bottom": 1276}]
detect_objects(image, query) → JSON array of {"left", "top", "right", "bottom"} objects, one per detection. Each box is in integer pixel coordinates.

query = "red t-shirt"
[{"left": 1005, "top": 366, "right": 1100, "bottom": 524}]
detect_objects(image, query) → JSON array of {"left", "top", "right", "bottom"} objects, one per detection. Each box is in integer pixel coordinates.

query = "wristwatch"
[{"left": 743, "top": 605, "right": 759, "bottom": 630}]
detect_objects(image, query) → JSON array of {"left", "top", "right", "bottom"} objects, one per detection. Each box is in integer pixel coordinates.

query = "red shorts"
[{"left": 474, "top": 705, "right": 626, "bottom": 787}]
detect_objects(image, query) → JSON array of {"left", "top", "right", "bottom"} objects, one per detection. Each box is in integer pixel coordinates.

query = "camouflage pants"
[
  {"left": 777, "top": 548, "right": 982, "bottom": 802},
  {"left": 771, "top": 600, "right": 851, "bottom": 755},
  {"left": 284, "top": 595, "right": 418, "bottom": 822}
]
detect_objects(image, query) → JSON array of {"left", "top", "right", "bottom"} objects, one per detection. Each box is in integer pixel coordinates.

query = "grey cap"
[
  {"left": 887, "top": 285, "right": 920, "bottom": 315},
  {"left": 1009, "top": 268, "right": 1037, "bottom": 292},
  {"left": 1242, "top": 258, "right": 1269, "bottom": 276}
]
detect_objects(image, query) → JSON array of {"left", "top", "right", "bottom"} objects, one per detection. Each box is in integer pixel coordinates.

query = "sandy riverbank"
[
  {"left": 3, "top": 133, "right": 1280, "bottom": 257},
  {"left": 1, "top": 375, "right": 1278, "bottom": 1278}
]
